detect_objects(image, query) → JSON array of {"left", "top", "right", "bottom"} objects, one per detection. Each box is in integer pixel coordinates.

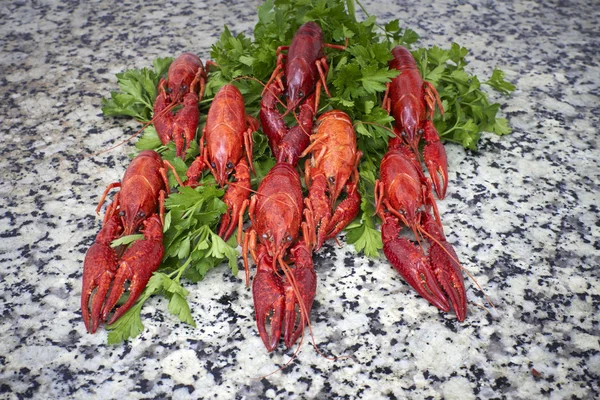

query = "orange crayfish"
[{"left": 301, "top": 110, "right": 362, "bottom": 249}]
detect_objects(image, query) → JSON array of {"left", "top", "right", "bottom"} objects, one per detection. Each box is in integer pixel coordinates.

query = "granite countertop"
[{"left": 1, "top": 0, "right": 598, "bottom": 398}]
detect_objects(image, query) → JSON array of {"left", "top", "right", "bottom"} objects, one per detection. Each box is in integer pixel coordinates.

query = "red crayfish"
[
  {"left": 383, "top": 45, "right": 448, "bottom": 199},
  {"left": 375, "top": 138, "right": 466, "bottom": 321},
  {"left": 260, "top": 21, "right": 345, "bottom": 166},
  {"left": 240, "top": 161, "right": 317, "bottom": 351},
  {"left": 153, "top": 52, "right": 208, "bottom": 158},
  {"left": 81, "top": 150, "right": 171, "bottom": 332},
  {"left": 301, "top": 110, "right": 362, "bottom": 249},
  {"left": 186, "top": 83, "right": 258, "bottom": 240}
]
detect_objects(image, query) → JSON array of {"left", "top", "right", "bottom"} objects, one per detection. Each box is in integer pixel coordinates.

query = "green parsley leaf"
[
  {"left": 110, "top": 234, "right": 144, "bottom": 248},
  {"left": 345, "top": 220, "right": 382, "bottom": 257},
  {"left": 102, "top": 57, "right": 173, "bottom": 122},
  {"left": 485, "top": 68, "right": 516, "bottom": 95}
]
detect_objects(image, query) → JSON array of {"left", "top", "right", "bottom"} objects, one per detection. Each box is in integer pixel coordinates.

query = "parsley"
[{"left": 102, "top": 57, "right": 173, "bottom": 122}]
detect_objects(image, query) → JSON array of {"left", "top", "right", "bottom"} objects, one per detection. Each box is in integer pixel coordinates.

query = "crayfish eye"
[
  {"left": 402, "top": 131, "right": 407, "bottom": 137},
  {"left": 297, "top": 90, "right": 304, "bottom": 98},
  {"left": 287, "top": 235, "right": 292, "bottom": 242},
  {"left": 328, "top": 176, "right": 335, "bottom": 184},
  {"left": 182, "top": 84, "right": 188, "bottom": 91},
  {"left": 166, "top": 88, "right": 172, "bottom": 94},
  {"left": 138, "top": 211, "right": 146, "bottom": 218},
  {"left": 262, "top": 233, "right": 268, "bottom": 239},
  {"left": 226, "top": 161, "right": 234, "bottom": 169},
  {"left": 119, "top": 211, "right": 125, "bottom": 216},
  {"left": 211, "top": 162, "right": 216, "bottom": 168},
  {"left": 418, "top": 128, "right": 424, "bottom": 135}
]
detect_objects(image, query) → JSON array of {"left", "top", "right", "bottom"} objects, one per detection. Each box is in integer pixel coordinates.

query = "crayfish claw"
[
  {"left": 153, "top": 88, "right": 174, "bottom": 146},
  {"left": 283, "top": 243, "right": 316, "bottom": 348},
  {"left": 172, "top": 92, "right": 200, "bottom": 159},
  {"left": 102, "top": 215, "right": 164, "bottom": 325},
  {"left": 320, "top": 182, "right": 361, "bottom": 247},
  {"left": 218, "top": 160, "right": 251, "bottom": 241},
  {"left": 81, "top": 259, "right": 116, "bottom": 333},
  {"left": 81, "top": 216, "right": 122, "bottom": 333},
  {"left": 422, "top": 121, "right": 448, "bottom": 200},
  {"left": 419, "top": 211, "right": 467, "bottom": 321},
  {"left": 252, "top": 248, "right": 285, "bottom": 352},
  {"left": 381, "top": 214, "right": 450, "bottom": 312}
]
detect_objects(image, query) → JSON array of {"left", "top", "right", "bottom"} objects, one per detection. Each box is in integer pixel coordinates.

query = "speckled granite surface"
[{"left": 1, "top": 0, "right": 599, "bottom": 398}]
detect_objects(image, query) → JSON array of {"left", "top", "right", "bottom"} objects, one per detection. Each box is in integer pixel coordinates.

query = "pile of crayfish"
[{"left": 82, "top": 21, "right": 467, "bottom": 353}]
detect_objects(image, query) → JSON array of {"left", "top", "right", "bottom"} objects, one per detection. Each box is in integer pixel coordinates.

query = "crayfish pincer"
[{"left": 81, "top": 150, "right": 171, "bottom": 333}]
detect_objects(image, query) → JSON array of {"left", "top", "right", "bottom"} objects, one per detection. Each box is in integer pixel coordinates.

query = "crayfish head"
[
  {"left": 167, "top": 52, "right": 205, "bottom": 102},
  {"left": 209, "top": 153, "right": 234, "bottom": 188},
  {"left": 121, "top": 203, "right": 154, "bottom": 236},
  {"left": 261, "top": 228, "right": 294, "bottom": 264},
  {"left": 285, "top": 60, "right": 312, "bottom": 114}
]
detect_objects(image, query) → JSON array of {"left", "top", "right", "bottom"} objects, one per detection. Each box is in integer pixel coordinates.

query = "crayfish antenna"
[{"left": 91, "top": 101, "right": 179, "bottom": 158}]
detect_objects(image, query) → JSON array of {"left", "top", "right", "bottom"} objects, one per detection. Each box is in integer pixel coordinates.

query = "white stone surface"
[{"left": 0, "top": 0, "right": 598, "bottom": 398}]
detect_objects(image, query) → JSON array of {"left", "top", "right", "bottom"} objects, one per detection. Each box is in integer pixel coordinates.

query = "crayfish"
[
  {"left": 153, "top": 52, "right": 208, "bottom": 158},
  {"left": 240, "top": 161, "right": 317, "bottom": 351},
  {"left": 260, "top": 21, "right": 345, "bottom": 166},
  {"left": 383, "top": 45, "right": 448, "bottom": 199},
  {"left": 301, "top": 110, "right": 362, "bottom": 249},
  {"left": 186, "top": 84, "right": 258, "bottom": 240},
  {"left": 375, "top": 138, "right": 466, "bottom": 321},
  {"left": 81, "top": 150, "right": 171, "bottom": 332}
]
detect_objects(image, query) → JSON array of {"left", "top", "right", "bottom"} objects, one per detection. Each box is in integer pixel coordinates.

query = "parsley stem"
[
  {"left": 169, "top": 256, "right": 194, "bottom": 283},
  {"left": 354, "top": 0, "right": 390, "bottom": 38}
]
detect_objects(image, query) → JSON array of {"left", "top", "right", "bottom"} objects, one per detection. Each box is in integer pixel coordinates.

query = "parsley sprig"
[{"left": 101, "top": 57, "right": 173, "bottom": 122}]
